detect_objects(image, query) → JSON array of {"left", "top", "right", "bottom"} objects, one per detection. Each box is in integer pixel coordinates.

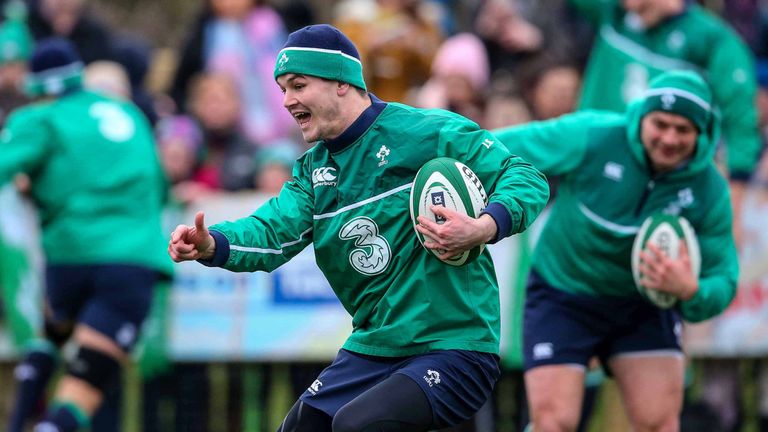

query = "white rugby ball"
[
  {"left": 631, "top": 214, "right": 701, "bottom": 308},
  {"left": 409, "top": 157, "right": 488, "bottom": 266}
]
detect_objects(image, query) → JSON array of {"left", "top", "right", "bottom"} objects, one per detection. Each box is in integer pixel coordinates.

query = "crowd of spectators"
[{"left": 1, "top": 0, "right": 766, "bottom": 202}]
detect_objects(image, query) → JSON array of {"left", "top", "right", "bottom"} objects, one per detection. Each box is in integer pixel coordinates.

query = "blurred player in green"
[
  {"left": 494, "top": 70, "right": 738, "bottom": 432},
  {"left": 0, "top": 38, "right": 173, "bottom": 432}
]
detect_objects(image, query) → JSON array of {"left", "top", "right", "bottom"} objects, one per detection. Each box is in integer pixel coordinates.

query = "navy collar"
[{"left": 322, "top": 94, "right": 387, "bottom": 153}]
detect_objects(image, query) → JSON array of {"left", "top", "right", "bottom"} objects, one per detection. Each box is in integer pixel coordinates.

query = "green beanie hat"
[
  {"left": 639, "top": 70, "right": 713, "bottom": 132},
  {"left": 0, "top": 19, "right": 33, "bottom": 64},
  {"left": 273, "top": 24, "right": 366, "bottom": 91}
]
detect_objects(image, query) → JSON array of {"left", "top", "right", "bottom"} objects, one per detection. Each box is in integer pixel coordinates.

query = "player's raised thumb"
[{"left": 194, "top": 211, "right": 207, "bottom": 232}]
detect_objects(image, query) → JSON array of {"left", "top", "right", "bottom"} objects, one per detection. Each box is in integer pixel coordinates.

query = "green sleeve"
[
  {"left": 438, "top": 118, "right": 550, "bottom": 236},
  {"left": 210, "top": 158, "right": 314, "bottom": 273},
  {"left": 680, "top": 186, "right": 739, "bottom": 322},
  {"left": 493, "top": 111, "right": 601, "bottom": 176},
  {"left": 0, "top": 107, "right": 53, "bottom": 184},
  {"left": 706, "top": 30, "right": 761, "bottom": 178}
]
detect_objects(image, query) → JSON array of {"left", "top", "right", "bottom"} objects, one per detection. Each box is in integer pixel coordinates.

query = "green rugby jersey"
[
  {"left": 572, "top": 0, "right": 760, "bottom": 178},
  {"left": 0, "top": 89, "right": 173, "bottom": 277},
  {"left": 206, "top": 99, "right": 549, "bottom": 356}
]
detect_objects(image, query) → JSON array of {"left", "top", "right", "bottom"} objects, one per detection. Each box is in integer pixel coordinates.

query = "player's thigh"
[
  {"left": 82, "top": 264, "right": 157, "bottom": 352},
  {"left": 45, "top": 264, "right": 94, "bottom": 325},
  {"left": 524, "top": 364, "right": 585, "bottom": 429},
  {"left": 395, "top": 350, "right": 500, "bottom": 429},
  {"left": 332, "top": 373, "right": 432, "bottom": 432},
  {"left": 609, "top": 354, "right": 684, "bottom": 428}
]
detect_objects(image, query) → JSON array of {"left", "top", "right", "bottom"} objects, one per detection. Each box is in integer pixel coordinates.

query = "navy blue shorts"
[
  {"left": 523, "top": 270, "right": 682, "bottom": 373},
  {"left": 299, "top": 348, "right": 500, "bottom": 428},
  {"left": 46, "top": 264, "right": 157, "bottom": 351}
]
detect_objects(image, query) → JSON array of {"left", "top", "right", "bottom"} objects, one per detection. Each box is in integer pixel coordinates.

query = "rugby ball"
[
  {"left": 631, "top": 214, "right": 701, "bottom": 308},
  {"left": 409, "top": 157, "right": 488, "bottom": 266}
]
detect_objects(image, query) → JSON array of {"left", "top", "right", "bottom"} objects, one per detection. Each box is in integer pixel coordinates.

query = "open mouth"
[
  {"left": 293, "top": 111, "right": 311, "bottom": 128},
  {"left": 660, "top": 148, "right": 677, "bottom": 158}
]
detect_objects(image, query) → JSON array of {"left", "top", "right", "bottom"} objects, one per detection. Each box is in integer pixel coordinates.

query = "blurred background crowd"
[{"left": 0, "top": 0, "right": 768, "bottom": 431}]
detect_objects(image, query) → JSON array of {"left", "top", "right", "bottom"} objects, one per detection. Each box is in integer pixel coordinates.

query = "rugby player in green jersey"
[
  {"left": 169, "top": 24, "right": 549, "bottom": 431},
  {"left": 495, "top": 70, "right": 738, "bottom": 432},
  {"left": 0, "top": 38, "right": 173, "bottom": 432}
]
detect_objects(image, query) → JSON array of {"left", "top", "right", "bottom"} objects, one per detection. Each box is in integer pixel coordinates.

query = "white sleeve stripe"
[
  {"left": 230, "top": 227, "right": 313, "bottom": 255},
  {"left": 600, "top": 25, "right": 699, "bottom": 71}
]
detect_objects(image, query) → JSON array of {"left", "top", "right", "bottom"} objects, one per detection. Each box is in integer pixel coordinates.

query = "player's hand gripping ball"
[
  {"left": 410, "top": 157, "right": 488, "bottom": 266},
  {"left": 631, "top": 214, "right": 701, "bottom": 308}
]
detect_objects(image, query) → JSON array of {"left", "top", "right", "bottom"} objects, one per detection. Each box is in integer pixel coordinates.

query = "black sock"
[{"left": 8, "top": 348, "right": 58, "bottom": 432}]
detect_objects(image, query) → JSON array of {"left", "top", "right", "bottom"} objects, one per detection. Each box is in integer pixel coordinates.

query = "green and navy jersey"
[
  {"left": 0, "top": 89, "right": 173, "bottom": 277},
  {"left": 571, "top": 0, "right": 760, "bottom": 178},
  {"left": 494, "top": 103, "right": 738, "bottom": 323},
  {"left": 205, "top": 98, "right": 549, "bottom": 356}
]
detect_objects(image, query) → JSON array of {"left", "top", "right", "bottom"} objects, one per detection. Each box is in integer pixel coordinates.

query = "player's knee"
[
  {"left": 529, "top": 405, "right": 580, "bottom": 432},
  {"left": 630, "top": 412, "right": 679, "bottom": 432},
  {"left": 44, "top": 320, "right": 73, "bottom": 347},
  {"left": 65, "top": 346, "right": 121, "bottom": 395},
  {"left": 530, "top": 419, "right": 578, "bottom": 432},
  {"left": 625, "top": 392, "right": 681, "bottom": 432}
]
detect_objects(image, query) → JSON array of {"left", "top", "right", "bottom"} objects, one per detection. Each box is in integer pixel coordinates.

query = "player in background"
[
  {"left": 0, "top": 38, "right": 173, "bottom": 432},
  {"left": 570, "top": 0, "right": 761, "bottom": 247},
  {"left": 493, "top": 70, "right": 738, "bottom": 432},
  {"left": 169, "top": 24, "right": 549, "bottom": 431}
]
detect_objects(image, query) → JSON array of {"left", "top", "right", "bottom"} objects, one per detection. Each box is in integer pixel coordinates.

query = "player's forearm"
[{"left": 680, "top": 276, "right": 737, "bottom": 322}]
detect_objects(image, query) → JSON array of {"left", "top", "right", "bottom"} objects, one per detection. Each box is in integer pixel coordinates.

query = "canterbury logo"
[
  {"left": 308, "top": 379, "right": 323, "bottom": 395},
  {"left": 312, "top": 167, "right": 337, "bottom": 187}
]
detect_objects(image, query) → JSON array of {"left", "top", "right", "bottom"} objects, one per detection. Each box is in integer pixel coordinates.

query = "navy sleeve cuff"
[
  {"left": 480, "top": 202, "right": 512, "bottom": 244},
  {"left": 729, "top": 171, "right": 752, "bottom": 183},
  {"left": 197, "top": 230, "right": 230, "bottom": 267}
]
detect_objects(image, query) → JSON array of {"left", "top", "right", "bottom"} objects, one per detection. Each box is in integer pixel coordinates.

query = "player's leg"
[
  {"left": 8, "top": 338, "right": 62, "bottom": 432},
  {"left": 522, "top": 271, "right": 604, "bottom": 432},
  {"left": 525, "top": 365, "right": 585, "bottom": 432},
  {"left": 609, "top": 353, "right": 684, "bottom": 432},
  {"left": 34, "top": 325, "right": 126, "bottom": 431},
  {"left": 34, "top": 264, "right": 156, "bottom": 432},
  {"left": 333, "top": 349, "right": 499, "bottom": 432},
  {"left": 331, "top": 373, "right": 432, "bottom": 432},
  {"left": 276, "top": 349, "right": 394, "bottom": 432},
  {"left": 8, "top": 265, "right": 89, "bottom": 432},
  {"left": 277, "top": 399, "right": 334, "bottom": 432},
  {"left": 606, "top": 299, "right": 684, "bottom": 432}
]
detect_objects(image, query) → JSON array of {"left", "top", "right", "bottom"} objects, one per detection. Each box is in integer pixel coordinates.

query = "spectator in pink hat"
[{"left": 415, "top": 32, "right": 490, "bottom": 126}]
